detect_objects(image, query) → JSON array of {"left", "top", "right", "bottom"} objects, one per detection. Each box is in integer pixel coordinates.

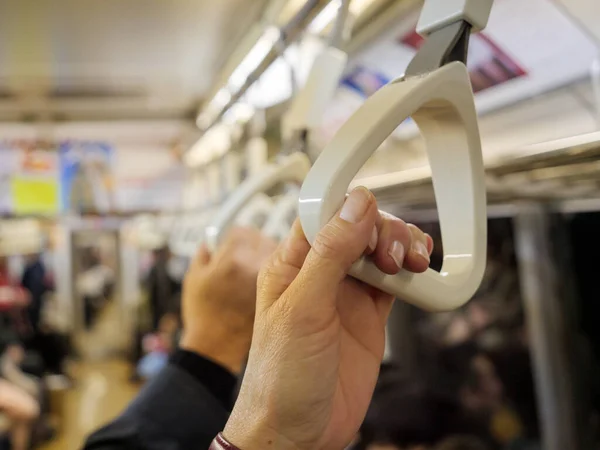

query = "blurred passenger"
[
  {"left": 486, "top": 346, "right": 540, "bottom": 450},
  {"left": 20, "top": 252, "right": 71, "bottom": 376},
  {"left": 146, "top": 246, "right": 181, "bottom": 331},
  {"left": 357, "top": 371, "right": 493, "bottom": 450},
  {"left": 0, "top": 340, "right": 39, "bottom": 399},
  {"left": 20, "top": 253, "right": 49, "bottom": 335},
  {"left": 0, "top": 256, "right": 29, "bottom": 311},
  {"left": 77, "top": 250, "right": 114, "bottom": 330},
  {"left": 0, "top": 333, "right": 57, "bottom": 446},
  {"left": 435, "top": 436, "right": 490, "bottom": 450},
  {"left": 359, "top": 380, "right": 460, "bottom": 449},
  {"left": 437, "top": 342, "right": 536, "bottom": 449},
  {"left": 0, "top": 378, "right": 39, "bottom": 450},
  {"left": 0, "top": 257, "right": 30, "bottom": 337},
  {"left": 436, "top": 343, "right": 503, "bottom": 416}
]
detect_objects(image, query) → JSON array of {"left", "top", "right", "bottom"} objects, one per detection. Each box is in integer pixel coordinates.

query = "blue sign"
[{"left": 59, "top": 141, "right": 114, "bottom": 213}]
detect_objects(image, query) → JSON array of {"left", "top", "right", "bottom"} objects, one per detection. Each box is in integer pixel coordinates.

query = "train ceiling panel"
[{"left": 0, "top": 0, "right": 269, "bottom": 121}]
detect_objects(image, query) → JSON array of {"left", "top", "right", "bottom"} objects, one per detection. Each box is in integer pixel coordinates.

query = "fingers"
[
  {"left": 288, "top": 186, "right": 378, "bottom": 307},
  {"left": 370, "top": 212, "right": 412, "bottom": 275},
  {"left": 403, "top": 224, "right": 432, "bottom": 273}
]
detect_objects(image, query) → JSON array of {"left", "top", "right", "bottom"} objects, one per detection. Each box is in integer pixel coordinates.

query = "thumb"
[
  {"left": 291, "top": 186, "right": 378, "bottom": 305},
  {"left": 193, "top": 243, "right": 211, "bottom": 267}
]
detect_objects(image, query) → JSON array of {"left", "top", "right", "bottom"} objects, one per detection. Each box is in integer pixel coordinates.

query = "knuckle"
[{"left": 311, "top": 223, "right": 345, "bottom": 262}]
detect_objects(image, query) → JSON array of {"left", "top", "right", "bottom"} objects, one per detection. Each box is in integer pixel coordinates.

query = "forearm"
[{"left": 84, "top": 350, "right": 237, "bottom": 450}]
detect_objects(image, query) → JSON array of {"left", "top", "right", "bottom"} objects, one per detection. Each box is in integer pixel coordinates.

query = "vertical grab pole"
[{"left": 513, "top": 203, "right": 579, "bottom": 450}]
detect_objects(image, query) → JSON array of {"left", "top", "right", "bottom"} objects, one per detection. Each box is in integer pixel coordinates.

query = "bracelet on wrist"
[{"left": 209, "top": 432, "right": 241, "bottom": 450}]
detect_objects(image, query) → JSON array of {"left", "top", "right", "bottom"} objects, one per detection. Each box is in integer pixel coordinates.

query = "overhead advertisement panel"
[
  {"left": 0, "top": 142, "right": 60, "bottom": 215},
  {"left": 320, "top": 0, "right": 599, "bottom": 141}
]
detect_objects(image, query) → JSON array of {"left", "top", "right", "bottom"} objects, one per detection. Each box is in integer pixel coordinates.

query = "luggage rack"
[{"left": 359, "top": 132, "right": 600, "bottom": 217}]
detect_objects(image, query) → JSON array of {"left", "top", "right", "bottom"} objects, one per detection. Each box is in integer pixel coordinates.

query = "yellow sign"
[{"left": 11, "top": 177, "right": 59, "bottom": 214}]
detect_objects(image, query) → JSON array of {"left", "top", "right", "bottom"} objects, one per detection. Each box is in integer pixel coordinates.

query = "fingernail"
[
  {"left": 425, "top": 233, "right": 434, "bottom": 252},
  {"left": 388, "top": 241, "right": 405, "bottom": 269},
  {"left": 413, "top": 241, "right": 430, "bottom": 264},
  {"left": 369, "top": 226, "right": 378, "bottom": 252},
  {"left": 340, "top": 187, "right": 371, "bottom": 224}
]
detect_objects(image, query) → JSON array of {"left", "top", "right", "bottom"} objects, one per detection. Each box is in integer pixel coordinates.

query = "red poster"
[{"left": 399, "top": 30, "right": 527, "bottom": 93}]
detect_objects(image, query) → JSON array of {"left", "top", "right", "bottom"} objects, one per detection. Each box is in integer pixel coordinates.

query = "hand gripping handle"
[{"left": 298, "top": 62, "right": 487, "bottom": 312}]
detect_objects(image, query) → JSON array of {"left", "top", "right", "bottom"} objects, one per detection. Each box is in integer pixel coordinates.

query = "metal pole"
[
  {"left": 385, "top": 301, "right": 416, "bottom": 373},
  {"left": 513, "top": 203, "right": 579, "bottom": 450}
]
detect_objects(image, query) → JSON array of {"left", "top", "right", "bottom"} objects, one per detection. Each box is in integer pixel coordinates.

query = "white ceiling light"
[{"left": 228, "top": 26, "right": 282, "bottom": 91}]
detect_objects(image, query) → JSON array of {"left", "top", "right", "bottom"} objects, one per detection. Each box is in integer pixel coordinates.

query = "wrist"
[{"left": 179, "top": 323, "right": 251, "bottom": 375}]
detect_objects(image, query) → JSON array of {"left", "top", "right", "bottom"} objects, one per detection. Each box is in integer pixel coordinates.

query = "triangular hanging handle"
[
  {"left": 206, "top": 152, "right": 311, "bottom": 252},
  {"left": 299, "top": 62, "right": 487, "bottom": 312},
  {"left": 263, "top": 186, "right": 301, "bottom": 241}
]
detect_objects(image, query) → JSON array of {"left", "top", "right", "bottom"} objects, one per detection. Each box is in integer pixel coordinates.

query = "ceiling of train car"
[{"left": 0, "top": 0, "right": 270, "bottom": 121}]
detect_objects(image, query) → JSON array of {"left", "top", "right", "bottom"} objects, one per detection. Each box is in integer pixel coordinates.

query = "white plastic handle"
[
  {"left": 299, "top": 62, "right": 487, "bottom": 312},
  {"left": 206, "top": 152, "right": 311, "bottom": 252},
  {"left": 263, "top": 186, "right": 301, "bottom": 241},
  {"left": 236, "top": 193, "right": 275, "bottom": 229}
]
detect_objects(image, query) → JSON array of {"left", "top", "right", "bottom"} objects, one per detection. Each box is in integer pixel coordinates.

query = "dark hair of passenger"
[{"left": 435, "top": 435, "right": 490, "bottom": 450}]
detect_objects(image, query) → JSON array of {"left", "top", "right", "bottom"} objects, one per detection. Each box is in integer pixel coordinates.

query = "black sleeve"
[{"left": 82, "top": 350, "right": 237, "bottom": 450}]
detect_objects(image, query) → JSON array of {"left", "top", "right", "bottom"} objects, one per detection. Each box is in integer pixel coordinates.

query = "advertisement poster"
[
  {"left": 59, "top": 141, "right": 115, "bottom": 214},
  {"left": 0, "top": 143, "right": 59, "bottom": 215}
]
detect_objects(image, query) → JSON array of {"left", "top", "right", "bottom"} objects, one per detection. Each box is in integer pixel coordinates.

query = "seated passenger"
[{"left": 0, "top": 379, "right": 39, "bottom": 450}]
